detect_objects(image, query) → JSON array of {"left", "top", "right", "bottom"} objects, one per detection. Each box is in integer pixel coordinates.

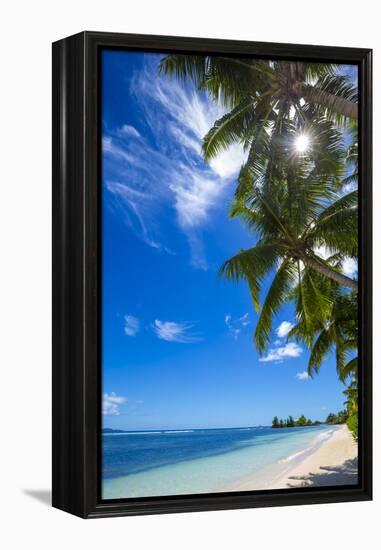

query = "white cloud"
[
  {"left": 239, "top": 313, "right": 250, "bottom": 326},
  {"left": 208, "top": 143, "right": 247, "bottom": 179},
  {"left": 276, "top": 321, "right": 294, "bottom": 338},
  {"left": 124, "top": 315, "right": 140, "bottom": 337},
  {"left": 119, "top": 124, "right": 141, "bottom": 138},
  {"left": 169, "top": 168, "right": 224, "bottom": 229},
  {"left": 314, "top": 248, "right": 358, "bottom": 280},
  {"left": 224, "top": 312, "right": 250, "bottom": 339},
  {"left": 102, "top": 136, "right": 137, "bottom": 165},
  {"left": 128, "top": 61, "right": 248, "bottom": 267},
  {"left": 342, "top": 257, "right": 358, "bottom": 277},
  {"left": 259, "top": 342, "right": 303, "bottom": 363},
  {"left": 313, "top": 244, "right": 333, "bottom": 260},
  {"left": 104, "top": 55, "right": 249, "bottom": 270},
  {"left": 296, "top": 371, "right": 310, "bottom": 381},
  {"left": 152, "top": 320, "right": 201, "bottom": 343},
  {"left": 102, "top": 392, "right": 127, "bottom": 415}
]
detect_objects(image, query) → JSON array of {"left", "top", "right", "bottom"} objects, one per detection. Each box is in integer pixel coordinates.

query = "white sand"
[{"left": 229, "top": 425, "right": 358, "bottom": 491}]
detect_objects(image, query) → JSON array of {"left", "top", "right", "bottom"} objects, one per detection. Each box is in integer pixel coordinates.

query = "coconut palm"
[
  {"left": 219, "top": 132, "right": 358, "bottom": 353},
  {"left": 289, "top": 280, "right": 358, "bottom": 382},
  {"left": 161, "top": 55, "right": 359, "bottom": 395},
  {"left": 160, "top": 56, "right": 358, "bottom": 168}
]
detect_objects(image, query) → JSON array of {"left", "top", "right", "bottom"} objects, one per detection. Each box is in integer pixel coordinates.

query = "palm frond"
[
  {"left": 254, "top": 260, "right": 296, "bottom": 353},
  {"left": 308, "top": 326, "right": 335, "bottom": 376},
  {"left": 219, "top": 241, "right": 282, "bottom": 311},
  {"left": 202, "top": 97, "right": 256, "bottom": 159}
]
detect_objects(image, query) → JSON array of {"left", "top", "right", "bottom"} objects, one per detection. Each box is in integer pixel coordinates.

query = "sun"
[{"left": 294, "top": 134, "right": 310, "bottom": 153}]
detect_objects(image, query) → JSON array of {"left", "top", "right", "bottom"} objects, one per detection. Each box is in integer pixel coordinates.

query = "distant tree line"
[
  {"left": 325, "top": 410, "right": 348, "bottom": 425},
  {"left": 272, "top": 410, "right": 353, "bottom": 431},
  {"left": 271, "top": 415, "right": 320, "bottom": 428}
]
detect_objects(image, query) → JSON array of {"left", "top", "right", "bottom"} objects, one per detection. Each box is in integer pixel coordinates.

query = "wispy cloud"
[
  {"left": 103, "top": 54, "right": 247, "bottom": 270},
  {"left": 124, "top": 315, "right": 140, "bottom": 336},
  {"left": 259, "top": 342, "right": 303, "bottom": 363},
  {"left": 296, "top": 371, "right": 310, "bottom": 381},
  {"left": 225, "top": 313, "right": 250, "bottom": 339},
  {"left": 102, "top": 392, "right": 127, "bottom": 415},
  {"left": 105, "top": 179, "right": 172, "bottom": 253},
  {"left": 276, "top": 321, "right": 294, "bottom": 338},
  {"left": 152, "top": 320, "right": 201, "bottom": 343},
  {"left": 342, "top": 257, "right": 358, "bottom": 277},
  {"left": 119, "top": 124, "right": 141, "bottom": 138}
]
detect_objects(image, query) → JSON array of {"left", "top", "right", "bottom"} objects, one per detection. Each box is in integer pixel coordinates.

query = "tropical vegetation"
[
  {"left": 161, "top": 55, "right": 359, "bottom": 439},
  {"left": 325, "top": 410, "right": 348, "bottom": 425},
  {"left": 272, "top": 415, "right": 318, "bottom": 428}
]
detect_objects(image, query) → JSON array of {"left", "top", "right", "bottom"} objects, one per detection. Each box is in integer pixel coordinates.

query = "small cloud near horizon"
[{"left": 102, "top": 392, "right": 127, "bottom": 415}]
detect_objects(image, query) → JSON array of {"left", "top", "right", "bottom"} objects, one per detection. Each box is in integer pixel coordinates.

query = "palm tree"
[
  {"left": 160, "top": 56, "right": 358, "bottom": 165},
  {"left": 161, "top": 55, "right": 358, "bottom": 390},
  {"left": 291, "top": 288, "right": 358, "bottom": 382},
  {"left": 219, "top": 131, "right": 358, "bottom": 352}
]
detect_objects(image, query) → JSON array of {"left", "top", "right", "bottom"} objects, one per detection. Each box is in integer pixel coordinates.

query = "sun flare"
[{"left": 294, "top": 134, "right": 310, "bottom": 153}]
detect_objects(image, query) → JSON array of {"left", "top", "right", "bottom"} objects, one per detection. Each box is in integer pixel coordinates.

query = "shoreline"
[{"left": 228, "top": 425, "right": 357, "bottom": 491}]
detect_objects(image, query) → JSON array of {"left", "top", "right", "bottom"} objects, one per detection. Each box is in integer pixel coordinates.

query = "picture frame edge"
[{"left": 52, "top": 31, "right": 373, "bottom": 519}]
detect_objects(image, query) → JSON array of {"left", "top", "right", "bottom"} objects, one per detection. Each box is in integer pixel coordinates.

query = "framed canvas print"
[{"left": 52, "top": 31, "right": 372, "bottom": 518}]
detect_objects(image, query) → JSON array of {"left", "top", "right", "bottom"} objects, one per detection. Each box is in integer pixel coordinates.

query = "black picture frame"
[{"left": 52, "top": 31, "right": 372, "bottom": 519}]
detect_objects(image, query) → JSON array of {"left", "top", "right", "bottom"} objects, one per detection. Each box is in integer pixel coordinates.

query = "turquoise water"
[{"left": 102, "top": 425, "right": 337, "bottom": 499}]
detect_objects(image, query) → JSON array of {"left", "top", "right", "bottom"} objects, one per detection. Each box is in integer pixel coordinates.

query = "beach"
[
  {"left": 229, "top": 425, "right": 358, "bottom": 491},
  {"left": 102, "top": 424, "right": 357, "bottom": 499}
]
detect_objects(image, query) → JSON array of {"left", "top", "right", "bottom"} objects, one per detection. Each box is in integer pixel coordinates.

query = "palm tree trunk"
[
  {"left": 301, "top": 253, "right": 358, "bottom": 292},
  {"left": 292, "top": 82, "right": 358, "bottom": 120}
]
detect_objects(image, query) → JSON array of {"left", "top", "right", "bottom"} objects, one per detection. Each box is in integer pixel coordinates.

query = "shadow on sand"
[{"left": 286, "top": 458, "right": 358, "bottom": 488}]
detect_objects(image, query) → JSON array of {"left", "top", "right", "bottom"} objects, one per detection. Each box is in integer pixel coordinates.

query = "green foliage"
[
  {"left": 272, "top": 416, "right": 280, "bottom": 428},
  {"left": 219, "top": 241, "right": 282, "bottom": 312},
  {"left": 296, "top": 415, "right": 307, "bottom": 426},
  {"left": 286, "top": 416, "right": 295, "bottom": 427},
  {"left": 160, "top": 57, "right": 358, "bottom": 130},
  {"left": 271, "top": 414, "right": 316, "bottom": 428},
  {"left": 347, "top": 413, "right": 358, "bottom": 440},
  {"left": 303, "top": 291, "right": 358, "bottom": 382},
  {"left": 202, "top": 97, "right": 261, "bottom": 160},
  {"left": 161, "top": 57, "right": 359, "bottom": 433},
  {"left": 325, "top": 410, "right": 348, "bottom": 424},
  {"left": 344, "top": 382, "right": 358, "bottom": 440}
]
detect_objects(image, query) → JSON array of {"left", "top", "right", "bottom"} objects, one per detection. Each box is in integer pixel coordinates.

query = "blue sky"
[{"left": 102, "top": 50, "right": 356, "bottom": 430}]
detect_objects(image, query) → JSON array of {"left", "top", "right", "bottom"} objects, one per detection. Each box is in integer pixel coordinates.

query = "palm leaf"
[
  {"left": 219, "top": 241, "right": 282, "bottom": 311},
  {"left": 202, "top": 97, "right": 256, "bottom": 159},
  {"left": 254, "top": 259, "right": 296, "bottom": 353}
]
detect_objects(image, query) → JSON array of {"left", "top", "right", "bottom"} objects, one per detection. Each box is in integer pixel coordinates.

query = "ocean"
[{"left": 102, "top": 424, "right": 337, "bottom": 499}]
